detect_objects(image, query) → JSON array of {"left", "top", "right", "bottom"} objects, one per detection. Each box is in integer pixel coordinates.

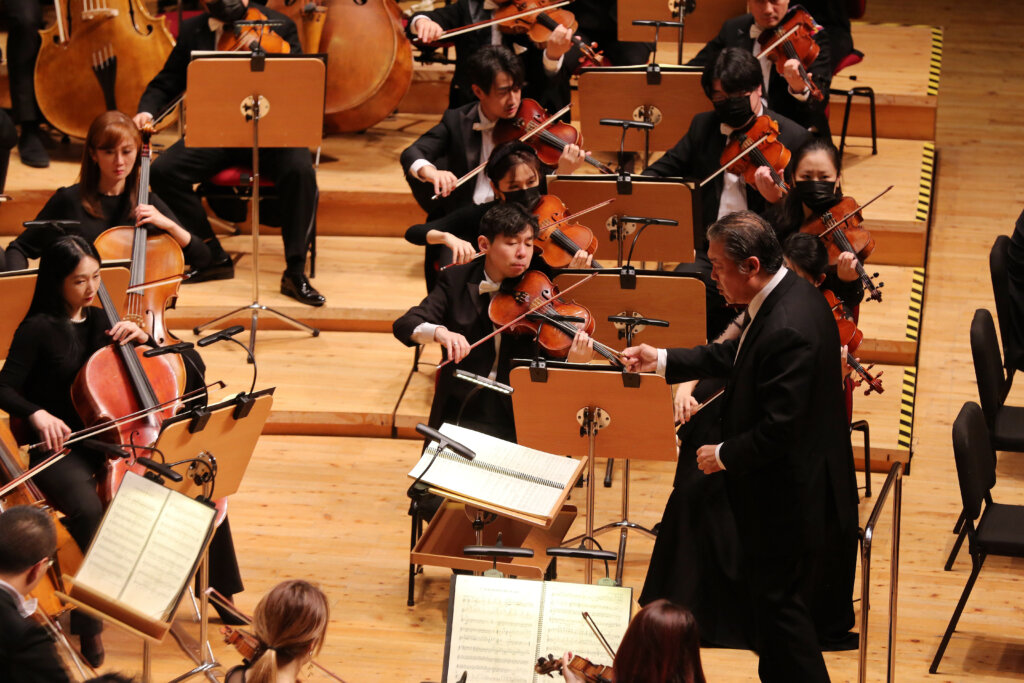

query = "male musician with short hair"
[
  {"left": 133, "top": 0, "right": 325, "bottom": 306},
  {"left": 0, "top": 505, "right": 71, "bottom": 683},
  {"left": 624, "top": 211, "right": 846, "bottom": 682},
  {"left": 400, "top": 45, "right": 585, "bottom": 220},
  {"left": 393, "top": 202, "right": 591, "bottom": 442},
  {"left": 688, "top": 0, "right": 832, "bottom": 134},
  {"left": 643, "top": 47, "right": 810, "bottom": 338}
]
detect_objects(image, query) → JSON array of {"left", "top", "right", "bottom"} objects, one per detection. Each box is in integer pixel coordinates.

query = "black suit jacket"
[
  {"left": 643, "top": 109, "right": 811, "bottom": 250},
  {"left": 689, "top": 12, "right": 832, "bottom": 130},
  {"left": 400, "top": 101, "right": 483, "bottom": 216},
  {"left": 664, "top": 270, "right": 858, "bottom": 558},
  {"left": 0, "top": 590, "right": 70, "bottom": 683},
  {"left": 393, "top": 258, "right": 543, "bottom": 439},
  {"left": 137, "top": 9, "right": 303, "bottom": 117}
]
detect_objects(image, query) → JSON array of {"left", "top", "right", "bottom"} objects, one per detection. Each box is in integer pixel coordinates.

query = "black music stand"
[
  {"left": 510, "top": 364, "right": 676, "bottom": 584},
  {"left": 185, "top": 52, "right": 326, "bottom": 358}
]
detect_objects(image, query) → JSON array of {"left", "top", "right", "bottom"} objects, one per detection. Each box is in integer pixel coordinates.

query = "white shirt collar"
[
  {"left": 746, "top": 266, "right": 788, "bottom": 323},
  {"left": 0, "top": 578, "right": 38, "bottom": 618}
]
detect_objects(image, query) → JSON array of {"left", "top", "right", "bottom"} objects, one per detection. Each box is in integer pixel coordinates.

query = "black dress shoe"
[
  {"left": 281, "top": 271, "right": 325, "bottom": 306},
  {"left": 79, "top": 633, "right": 105, "bottom": 667},
  {"left": 18, "top": 126, "right": 50, "bottom": 168},
  {"left": 185, "top": 256, "right": 235, "bottom": 284}
]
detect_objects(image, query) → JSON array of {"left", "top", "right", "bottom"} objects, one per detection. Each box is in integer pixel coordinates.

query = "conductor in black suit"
[
  {"left": 133, "top": 0, "right": 324, "bottom": 306},
  {"left": 689, "top": 0, "right": 832, "bottom": 135},
  {"left": 624, "top": 211, "right": 842, "bottom": 682},
  {"left": 0, "top": 506, "right": 71, "bottom": 683}
]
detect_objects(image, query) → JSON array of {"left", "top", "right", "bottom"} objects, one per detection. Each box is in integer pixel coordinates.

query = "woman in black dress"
[{"left": 3, "top": 111, "right": 211, "bottom": 272}]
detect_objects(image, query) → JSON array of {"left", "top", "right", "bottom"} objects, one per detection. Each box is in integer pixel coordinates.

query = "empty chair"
[
  {"left": 970, "top": 309, "right": 1024, "bottom": 452},
  {"left": 991, "top": 234, "right": 1024, "bottom": 387}
]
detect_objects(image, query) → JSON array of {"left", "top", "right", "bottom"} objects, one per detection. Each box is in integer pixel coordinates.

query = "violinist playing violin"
[
  {"left": 2, "top": 111, "right": 212, "bottom": 273},
  {"left": 0, "top": 236, "right": 151, "bottom": 667},
  {"left": 394, "top": 203, "right": 594, "bottom": 444},
  {"left": 643, "top": 47, "right": 809, "bottom": 338},
  {"left": 400, "top": 45, "right": 586, "bottom": 219},
  {"left": 0, "top": 506, "right": 71, "bottom": 683},
  {"left": 133, "top": 0, "right": 325, "bottom": 306},
  {"left": 689, "top": 0, "right": 833, "bottom": 135}
]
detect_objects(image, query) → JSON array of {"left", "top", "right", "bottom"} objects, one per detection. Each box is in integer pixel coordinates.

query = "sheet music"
[
  {"left": 445, "top": 576, "right": 543, "bottom": 683},
  {"left": 408, "top": 424, "right": 581, "bottom": 519},
  {"left": 536, "top": 582, "right": 632, "bottom": 670},
  {"left": 72, "top": 472, "right": 167, "bottom": 602}
]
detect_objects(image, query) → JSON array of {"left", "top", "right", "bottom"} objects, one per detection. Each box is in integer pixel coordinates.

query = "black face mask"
[
  {"left": 714, "top": 95, "right": 755, "bottom": 129},
  {"left": 205, "top": 0, "right": 246, "bottom": 23},
  {"left": 502, "top": 187, "right": 542, "bottom": 211},
  {"left": 795, "top": 180, "right": 840, "bottom": 212}
]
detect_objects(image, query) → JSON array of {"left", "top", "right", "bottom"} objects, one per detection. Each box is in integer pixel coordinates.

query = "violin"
[
  {"left": 532, "top": 195, "right": 602, "bottom": 268},
  {"left": 756, "top": 7, "right": 824, "bottom": 101},
  {"left": 823, "top": 290, "right": 883, "bottom": 395},
  {"left": 800, "top": 196, "right": 883, "bottom": 302},
  {"left": 217, "top": 7, "right": 293, "bottom": 53},
  {"left": 535, "top": 654, "right": 614, "bottom": 682},
  {"left": 93, "top": 124, "right": 186, "bottom": 346},
  {"left": 716, "top": 115, "right": 790, "bottom": 193},
  {"left": 494, "top": 99, "right": 614, "bottom": 174},
  {"left": 222, "top": 625, "right": 348, "bottom": 681},
  {"left": 488, "top": 270, "right": 623, "bottom": 364},
  {"left": 494, "top": 0, "right": 610, "bottom": 69},
  {"left": 70, "top": 282, "right": 186, "bottom": 502}
]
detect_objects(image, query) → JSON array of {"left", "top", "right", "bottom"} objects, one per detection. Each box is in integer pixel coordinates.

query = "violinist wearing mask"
[
  {"left": 404, "top": 141, "right": 592, "bottom": 289},
  {"left": 688, "top": 0, "right": 832, "bottom": 135},
  {"left": 400, "top": 45, "right": 586, "bottom": 220},
  {"left": 643, "top": 47, "right": 809, "bottom": 339},
  {"left": 394, "top": 202, "right": 593, "bottom": 443},
  {"left": 133, "top": 0, "right": 325, "bottom": 306}
]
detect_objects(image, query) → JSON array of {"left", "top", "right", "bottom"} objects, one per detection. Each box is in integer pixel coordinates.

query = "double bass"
[{"left": 34, "top": 0, "right": 175, "bottom": 139}]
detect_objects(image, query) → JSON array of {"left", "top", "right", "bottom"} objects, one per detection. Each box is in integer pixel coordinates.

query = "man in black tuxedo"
[
  {"left": 0, "top": 506, "right": 71, "bottom": 682},
  {"left": 643, "top": 47, "right": 810, "bottom": 338},
  {"left": 393, "top": 202, "right": 591, "bottom": 441},
  {"left": 624, "top": 211, "right": 844, "bottom": 682},
  {"left": 689, "top": 0, "right": 832, "bottom": 135},
  {"left": 400, "top": 45, "right": 584, "bottom": 219},
  {"left": 133, "top": 0, "right": 324, "bottom": 306}
]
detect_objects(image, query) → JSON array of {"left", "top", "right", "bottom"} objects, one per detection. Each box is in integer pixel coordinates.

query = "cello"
[
  {"left": 93, "top": 124, "right": 186, "bottom": 346},
  {"left": 33, "top": 0, "right": 176, "bottom": 139}
]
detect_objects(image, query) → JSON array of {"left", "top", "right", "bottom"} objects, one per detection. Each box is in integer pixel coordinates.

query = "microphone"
[
  {"left": 454, "top": 370, "right": 514, "bottom": 396},
  {"left": 607, "top": 315, "right": 670, "bottom": 328},
  {"left": 617, "top": 215, "right": 678, "bottom": 226},
  {"left": 143, "top": 342, "right": 195, "bottom": 358},
  {"left": 599, "top": 118, "right": 655, "bottom": 130},
  {"left": 197, "top": 325, "right": 245, "bottom": 348},
  {"left": 415, "top": 424, "right": 476, "bottom": 461}
]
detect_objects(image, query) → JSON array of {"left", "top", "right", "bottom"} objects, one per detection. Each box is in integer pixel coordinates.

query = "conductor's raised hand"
[
  {"left": 621, "top": 343, "right": 658, "bottom": 373},
  {"left": 434, "top": 327, "right": 471, "bottom": 364}
]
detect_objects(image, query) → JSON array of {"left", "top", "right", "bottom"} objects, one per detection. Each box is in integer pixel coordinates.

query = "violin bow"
[
  {"left": 699, "top": 132, "right": 771, "bottom": 187},
  {"left": 582, "top": 612, "right": 616, "bottom": 661},
  {"left": 430, "top": 103, "right": 572, "bottom": 201},
  {"left": 433, "top": 1, "right": 573, "bottom": 41},
  {"left": 436, "top": 270, "right": 599, "bottom": 369},
  {"left": 815, "top": 185, "right": 894, "bottom": 240},
  {"left": 124, "top": 272, "right": 189, "bottom": 295},
  {"left": 674, "top": 387, "right": 725, "bottom": 427},
  {"left": 753, "top": 23, "right": 801, "bottom": 60},
  {"left": 0, "top": 383, "right": 224, "bottom": 498}
]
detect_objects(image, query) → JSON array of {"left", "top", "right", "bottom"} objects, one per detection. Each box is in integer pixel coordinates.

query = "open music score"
[
  {"left": 57, "top": 471, "right": 216, "bottom": 641},
  {"left": 442, "top": 575, "right": 631, "bottom": 683},
  {"left": 408, "top": 424, "right": 586, "bottom": 526}
]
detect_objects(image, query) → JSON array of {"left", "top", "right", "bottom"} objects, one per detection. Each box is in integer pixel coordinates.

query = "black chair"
[
  {"left": 970, "top": 309, "right": 1024, "bottom": 452},
  {"left": 930, "top": 401, "right": 1024, "bottom": 673},
  {"left": 990, "top": 235, "right": 1024, "bottom": 389}
]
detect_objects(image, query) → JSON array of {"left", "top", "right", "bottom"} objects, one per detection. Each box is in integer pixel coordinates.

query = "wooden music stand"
[
  {"left": 547, "top": 175, "right": 697, "bottom": 264},
  {"left": 186, "top": 53, "right": 326, "bottom": 358},
  {"left": 0, "top": 264, "right": 130, "bottom": 358},
  {"left": 617, "top": 0, "right": 746, "bottom": 46},
  {"left": 576, "top": 67, "right": 705, "bottom": 154},
  {"left": 510, "top": 364, "right": 676, "bottom": 584}
]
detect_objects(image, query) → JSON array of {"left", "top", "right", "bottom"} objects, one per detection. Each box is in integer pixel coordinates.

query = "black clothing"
[
  {"left": 801, "top": 0, "right": 853, "bottom": 71},
  {"left": 0, "top": 589, "right": 71, "bottom": 683},
  {"left": 689, "top": 12, "right": 833, "bottom": 134},
  {"left": 663, "top": 271, "right": 856, "bottom": 681},
  {"left": 1005, "top": 209, "right": 1024, "bottom": 373},
  {"left": 0, "top": 0, "right": 43, "bottom": 124},
  {"left": 405, "top": 201, "right": 492, "bottom": 289},
  {"left": 3, "top": 184, "right": 212, "bottom": 271},
  {"left": 137, "top": 10, "right": 317, "bottom": 274}
]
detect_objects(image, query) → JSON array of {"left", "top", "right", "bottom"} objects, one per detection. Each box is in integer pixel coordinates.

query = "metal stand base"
[
  {"left": 167, "top": 555, "right": 222, "bottom": 683},
  {"left": 193, "top": 303, "right": 320, "bottom": 361}
]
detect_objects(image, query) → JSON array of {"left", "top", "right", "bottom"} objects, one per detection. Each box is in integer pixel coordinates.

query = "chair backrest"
[
  {"left": 990, "top": 235, "right": 1023, "bottom": 379},
  {"left": 952, "top": 401, "right": 996, "bottom": 523},
  {"left": 971, "top": 309, "right": 1007, "bottom": 427}
]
